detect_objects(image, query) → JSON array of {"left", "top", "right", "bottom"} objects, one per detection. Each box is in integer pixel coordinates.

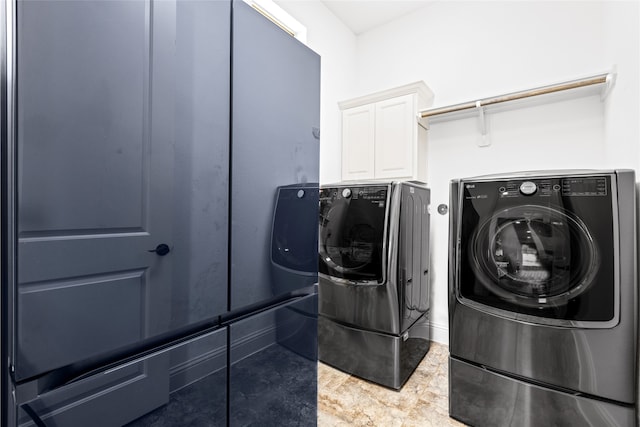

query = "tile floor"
[{"left": 318, "top": 342, "right": 466, "bottom": 426}]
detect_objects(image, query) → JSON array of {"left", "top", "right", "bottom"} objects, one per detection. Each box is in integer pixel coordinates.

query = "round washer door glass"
[
  {"left": 318, "top": 186, "right": 387, "bottom": 283},
  {"left": 469, "top": 204, "right": 599, "bottom": 307}
]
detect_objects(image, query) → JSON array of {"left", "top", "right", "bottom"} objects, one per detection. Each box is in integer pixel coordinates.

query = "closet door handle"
[{"left": 148, "top": 243, "right": 171, "bottom": 256}]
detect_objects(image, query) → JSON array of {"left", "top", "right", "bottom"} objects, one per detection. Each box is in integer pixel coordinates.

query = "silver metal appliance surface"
[
  {"left": 318, "top": 180, "right": 431, "bottom": 389},
  {"left": 449, "top": 170, "right": 637, "bottom": 426}
]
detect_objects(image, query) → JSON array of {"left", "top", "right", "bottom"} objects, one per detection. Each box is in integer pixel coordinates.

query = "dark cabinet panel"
[
  {"left": 230, "top": 0, "right": 320, "bottom": 310},
  {"left": 17, "top": 0, "right": 150, "bottom": 235},
  {"left": 173, "top": 0, "right": 230, "bottom": 327},
  {"left": 127, "top": 328, "right": 227, "bottom": 427},
  {"left": 229, "top": 294, "right": 318, "bottom": 426},
  {"left": 18, "top": 355, "right": 170, "bottom": 427},
  {"left": 18, "top": 328, "right": 228, "bottom": 427}
]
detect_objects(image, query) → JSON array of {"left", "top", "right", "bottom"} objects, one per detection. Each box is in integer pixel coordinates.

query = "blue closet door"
[
  {"left": 230, "top": 0, "right": 320, "bottom": 310},
  {"left": 16, "top": 0, "right": 175, "bottom": 382},
  {"left": 14, "top": 2, "right": 177, "bottom": 423},
  {"left": 12, "top": 0, "right": 231, "bottom": 424}
]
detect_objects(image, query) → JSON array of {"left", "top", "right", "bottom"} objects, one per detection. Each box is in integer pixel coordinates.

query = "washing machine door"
[
  {"left": 471, "top": 204, "right": 598, "bottom": 306},
  {"left": 318, "top": 185, "right": 388, "bottom": 284},
  {"left": 458, "top": 176, "right": 617, "bottom": 326}
]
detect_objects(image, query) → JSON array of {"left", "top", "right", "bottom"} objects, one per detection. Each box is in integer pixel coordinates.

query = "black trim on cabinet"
[{"left": 227, "top": 2, "right": 234, "bottom": 425}]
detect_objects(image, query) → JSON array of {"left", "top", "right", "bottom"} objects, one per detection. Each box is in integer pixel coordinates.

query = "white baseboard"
[{"left": 430, "top": 321, "right": 449, "bottom": 345}]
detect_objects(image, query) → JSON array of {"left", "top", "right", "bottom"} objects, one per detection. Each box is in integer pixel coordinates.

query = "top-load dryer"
[{"left": 318, "top": 180, "right": 431, "bottom": 389}]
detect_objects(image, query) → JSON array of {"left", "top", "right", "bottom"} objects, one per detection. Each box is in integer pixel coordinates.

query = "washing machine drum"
[
  {"left": 470, "top": 205, "right": 599, "bottom": 307},
  {"left": 324, "top": 222, "right": 375, "bottom": 268}
]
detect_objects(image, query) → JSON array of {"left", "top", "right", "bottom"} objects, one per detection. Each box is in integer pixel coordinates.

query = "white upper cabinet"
[{"left": 340, "top": 82, "right": 434, "bottom": 182}]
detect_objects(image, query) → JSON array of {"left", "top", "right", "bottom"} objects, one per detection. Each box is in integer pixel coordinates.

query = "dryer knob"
[
  {"left": 342, "top": 188, "right": 352, "bottom": 198},
  {"left": 519, "top": 181, "right": 537, "bottom": 195}
]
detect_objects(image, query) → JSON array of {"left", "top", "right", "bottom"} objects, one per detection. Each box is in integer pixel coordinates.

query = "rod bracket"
[
  {"left": 476, "top": 101, "right": 490, "bottom": 147},
  {"left": 601, "top": 71, "right": 616, "bottom": 101}
]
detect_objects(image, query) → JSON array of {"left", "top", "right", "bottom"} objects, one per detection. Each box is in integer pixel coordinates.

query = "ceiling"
[{"left": 321, "top": 0, "right": 435, "bottom": 35}]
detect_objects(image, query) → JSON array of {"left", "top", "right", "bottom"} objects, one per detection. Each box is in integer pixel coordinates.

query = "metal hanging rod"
[{"left": 419, "top": 72, "right": 615, "bottom": 120}]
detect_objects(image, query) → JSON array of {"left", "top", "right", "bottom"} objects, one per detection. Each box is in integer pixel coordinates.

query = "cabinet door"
[
  {"left": 126, "top": 328, "right": 228, "bottom": 427},
  {"left": 174, "top": 0, "right": 230, "bottom": 326},
  {"left": 231, "top": 0, "right": 320, "bottom": 310},
  {"left": 342, "top": 104, "right": 375, "bottom": 181},
  {"left": 19, "top": 327, "right": 228, "bottom": 427},
  {"left": 229, "top": 294, "right": 317, "bottom": 426},
  {"left": 374, "top": 94, "right": 415, "bottom": 179}
]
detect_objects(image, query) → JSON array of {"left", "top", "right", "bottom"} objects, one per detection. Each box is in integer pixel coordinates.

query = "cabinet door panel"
[
  {"left": 174, "top": 0, "right": 230, "bottom": 326},
  {"left": 374, "top": 94, "right": 415, "bottom": 179},
  {"left": 19, "top": 328, "right": 228, "bottom": 427},
  {"left": 229, "top": 295, "right": 317, "bottom": 426},
  {"left": 18, "top": 356, "right": 169, "bottom": 427},
  {"left": 342, "top": 104, "right": 375, "bottom": 180},
  {"left": 231, "top": 0, "right": 320, "bottom": 309},
  {"left": 126, "top": 328, "right": 227, "bottom": 427}
]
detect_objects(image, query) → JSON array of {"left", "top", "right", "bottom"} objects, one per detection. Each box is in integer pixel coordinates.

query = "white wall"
[
  {"left": 275, "top": 0, "right": 358, "bottom": 184},
  {"left": 355, "top": 1, "right": 608, "bottom": 105},
  {"left": 602, "top": 1, "right": 640, "bottom": 170},
  {"left": 354, "top": 0, "right": 639, "bottom": 344}
]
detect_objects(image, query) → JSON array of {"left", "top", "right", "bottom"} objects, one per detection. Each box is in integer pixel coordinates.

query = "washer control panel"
[{"left": 491, "top": 176, "right": 609, "bottom": 199}]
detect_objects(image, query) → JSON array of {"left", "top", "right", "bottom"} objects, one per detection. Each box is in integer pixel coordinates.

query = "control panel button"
[
  {"left": 342, "top": 188, "right": 352, "bottom": 198},
  {"left": 519, "top": 181, "right": 537, "bottom": 195}
]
